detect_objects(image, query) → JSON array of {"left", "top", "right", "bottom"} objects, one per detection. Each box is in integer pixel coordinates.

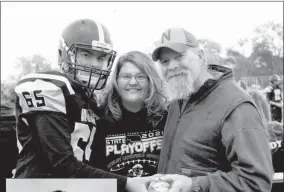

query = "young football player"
[{"left": 14, "top": 18, "right": 150, "bottom": 192}]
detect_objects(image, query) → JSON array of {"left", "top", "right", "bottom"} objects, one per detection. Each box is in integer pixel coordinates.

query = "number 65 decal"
[{"left": 22, "top": 90, "right": 46, "bottom": 108}]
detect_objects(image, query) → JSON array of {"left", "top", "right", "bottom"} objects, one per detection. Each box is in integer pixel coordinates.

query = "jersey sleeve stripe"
[
  {"left": 18, "top": 78, "right": 72, "bottom": 101},
  {"left": 18, "top": 73, "right": 75, "bottom": 95},
  {"left": 15, "top": 80, "right": 68, "bottom": 114},
  {"left": 19, "top": 73, "right": 75, "bottom": 95}
]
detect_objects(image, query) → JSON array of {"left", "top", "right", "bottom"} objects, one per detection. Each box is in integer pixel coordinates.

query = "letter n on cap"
[{"left": 161, "top": 29, "right": 171, "bottom": 43}]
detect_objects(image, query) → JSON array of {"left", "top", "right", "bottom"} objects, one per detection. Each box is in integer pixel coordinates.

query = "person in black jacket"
[
  {"left": 88, "top": 51, "right": 168, "bottom": 177},
  {"left": 0, "top": 102, "right": 18, "bottom": 178}
]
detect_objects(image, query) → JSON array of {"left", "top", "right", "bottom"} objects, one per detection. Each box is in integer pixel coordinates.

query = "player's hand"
[
  {"left": 159, "top": 174, "right": 193, "bottom": 192},
  {"left": 125, "top": 176, "right": 152, "bottom": 192}
]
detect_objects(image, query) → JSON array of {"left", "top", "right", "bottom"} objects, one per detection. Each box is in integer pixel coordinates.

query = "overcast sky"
[{"left": 1, "top": 1, "right": 283, "bottom": 81}]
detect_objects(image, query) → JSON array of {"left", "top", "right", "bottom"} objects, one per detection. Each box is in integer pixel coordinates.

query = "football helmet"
[
  {"left": 128, "top": 164, "right": 144, "bottom": 177},
  {"left": 58, "top": 18, "right": 116, "bottom": 91}
]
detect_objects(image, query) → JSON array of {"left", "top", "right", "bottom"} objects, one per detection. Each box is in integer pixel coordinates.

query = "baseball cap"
[{"left": 152, "top": 27, "right": 199, "bottom": 61}]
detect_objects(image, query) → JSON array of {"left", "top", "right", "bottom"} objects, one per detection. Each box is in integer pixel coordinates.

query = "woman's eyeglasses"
[{"left": 118, "top": 74, "right": 149, "bottom": 83}]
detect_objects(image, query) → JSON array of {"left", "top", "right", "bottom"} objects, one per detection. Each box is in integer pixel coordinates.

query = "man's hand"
[{"left": 159, "top": 174, "right": 193, "bottom": 192}]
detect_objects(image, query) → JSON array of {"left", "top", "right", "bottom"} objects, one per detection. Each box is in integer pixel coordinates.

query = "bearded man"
[{"left": 151, "top": 27, "right": 273, "bottom": 192}]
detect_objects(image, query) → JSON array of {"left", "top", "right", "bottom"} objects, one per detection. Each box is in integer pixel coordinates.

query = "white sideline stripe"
[{"left": 20, "top": 73, "right": 75, "bottom": 95}]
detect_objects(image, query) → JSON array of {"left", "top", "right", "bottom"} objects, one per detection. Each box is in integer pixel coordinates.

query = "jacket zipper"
[
  {"left": 164, "top": 100, "right": 194, "bottom": 173},
  {"left": 163, "top": 66, "right": 233, "bottom": 173}
]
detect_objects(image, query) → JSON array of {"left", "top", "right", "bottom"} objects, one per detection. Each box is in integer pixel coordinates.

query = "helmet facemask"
[{"left": 60, "top": 38, "right": 116, "bottom": 92}]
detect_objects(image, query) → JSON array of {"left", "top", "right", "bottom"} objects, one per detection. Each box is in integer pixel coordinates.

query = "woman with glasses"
[{"left": 87, "top": 51, "right": 168, "bottom": 177}]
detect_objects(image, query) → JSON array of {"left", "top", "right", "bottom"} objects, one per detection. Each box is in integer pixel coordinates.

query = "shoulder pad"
[{"left": 15, "top": 72, "right": 75, "bottom": 114}]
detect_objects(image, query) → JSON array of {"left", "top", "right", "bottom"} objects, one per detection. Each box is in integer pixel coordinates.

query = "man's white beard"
[{"left": 166, "top": 74, "right": 195, "bottom": 102}]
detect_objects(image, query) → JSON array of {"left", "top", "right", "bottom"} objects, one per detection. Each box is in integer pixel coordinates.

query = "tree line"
[
  {"left": 200, "top": 21, "right": 283, "bottom": 81},
  {"left": 1, "top": 21, "right": 283, "bottom": 111}
]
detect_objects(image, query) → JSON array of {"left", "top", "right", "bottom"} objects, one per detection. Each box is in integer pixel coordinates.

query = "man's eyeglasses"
[{"left": 118, "top": 74, "right": 148, "bottom": 83}]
